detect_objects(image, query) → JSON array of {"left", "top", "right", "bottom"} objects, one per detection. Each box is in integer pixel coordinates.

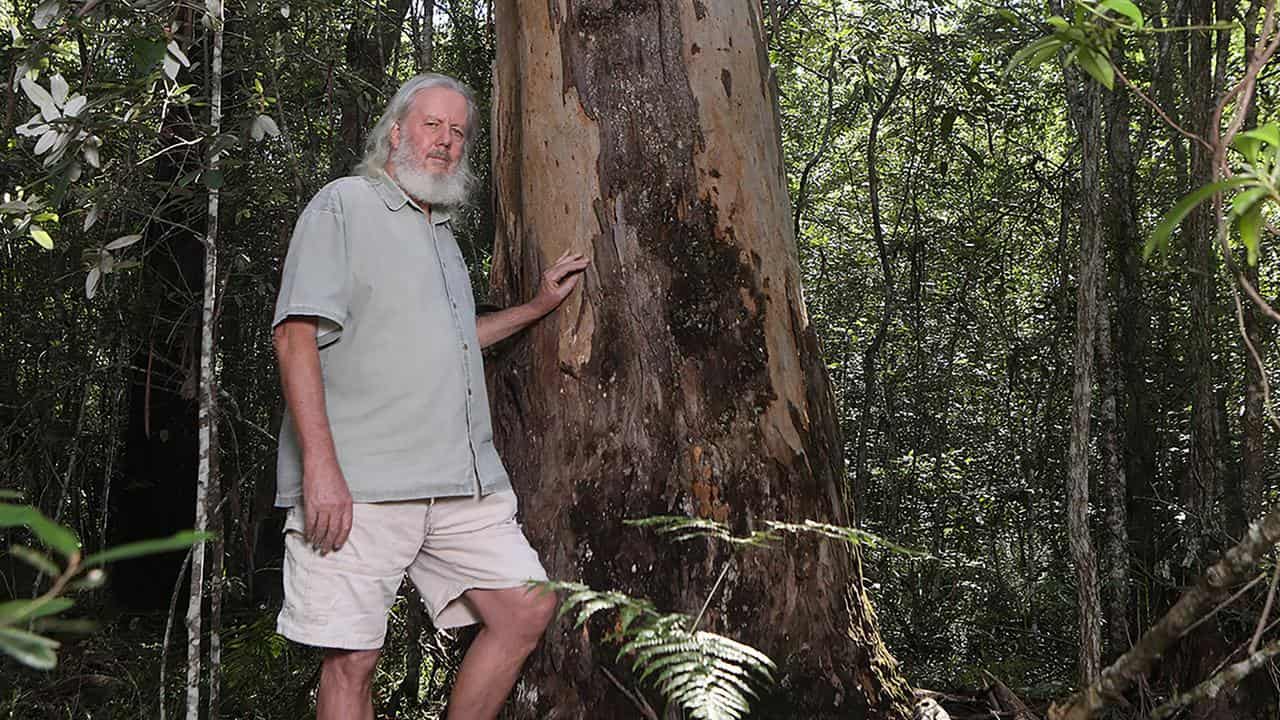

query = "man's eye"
[
  {"left": 451, "top": 128, "right": 464, "bottom": 139},
  {"left": 425, "top": 119, "right": 439, "bottom": 127}
]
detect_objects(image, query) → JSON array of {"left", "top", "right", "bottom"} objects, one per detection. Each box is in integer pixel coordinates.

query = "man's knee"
[
  {"left": 320, "top": 648, "right": 380, "bottom": 689},
  {"left": 497, "top": 589, "right": 558, "bottom": 649}
]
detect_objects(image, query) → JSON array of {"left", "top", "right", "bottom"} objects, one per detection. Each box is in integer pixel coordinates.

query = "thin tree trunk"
[
  {"left": 1239, "top": 0, "right": 1267, "bottom": 533},
  {"left": 1184, "top": 0, "right": 1224, "bottom": 564},
  {"left": 1064, "top": 70, "right": 1104, "bottom": 684},
  {"left": 332, "top": 0, "right": 414, "bottom": 175},
  {"left": 186, "top": 6, "right": 224, "bottom": 717},
  {"left": 1101, "top": 73, "right": 1137, "bottom": 660},
  {"left": 1096, "top": 301, "right": 1130, "bottom": 657},
  {"left": 853, "top": 64, "right": 905, "bottom": 521},
  {"left": 414, "top": 0, "right": 435, "bottom": 72},
  {"left": 489, "top": 2, "right": 913, "bottom": 717}
]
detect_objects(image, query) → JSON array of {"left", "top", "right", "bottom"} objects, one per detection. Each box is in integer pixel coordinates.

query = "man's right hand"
[{"left": 302, "top": 458, "right": 353, "bottom": 553}]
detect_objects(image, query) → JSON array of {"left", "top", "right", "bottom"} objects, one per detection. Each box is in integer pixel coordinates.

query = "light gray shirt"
[{"left": 272, "top": 173, "right": 510, "bottom": 506}]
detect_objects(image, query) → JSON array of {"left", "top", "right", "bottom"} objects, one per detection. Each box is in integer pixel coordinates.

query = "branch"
[
  {"left": 1048, "top": 508, "right": 1280, "bottom": 720},
  {"left": 1150, "top": 638, "right": 1280, "bottom": 719}
]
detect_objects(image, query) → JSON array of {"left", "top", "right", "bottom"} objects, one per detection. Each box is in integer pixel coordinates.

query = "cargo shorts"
[{"left": 276, "top": 490, "right": 548, "bottom": 650}]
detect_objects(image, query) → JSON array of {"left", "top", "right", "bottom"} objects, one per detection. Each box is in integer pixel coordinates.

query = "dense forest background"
[{"left": 1, "top": 0, "right": 1279, "bottom": 718}]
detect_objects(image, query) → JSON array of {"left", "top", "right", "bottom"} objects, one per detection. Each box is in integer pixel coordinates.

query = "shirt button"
[{"left": 463, "top": 343, "right": 469, "bottom": 351}]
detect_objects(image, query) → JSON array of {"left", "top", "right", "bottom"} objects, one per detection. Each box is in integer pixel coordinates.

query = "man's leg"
[
  {"left": 317, "top": 648, "right": 380, "bottom": 720},
  {"left": 446, "top": 586, "right": 557, "bottom": 720}
]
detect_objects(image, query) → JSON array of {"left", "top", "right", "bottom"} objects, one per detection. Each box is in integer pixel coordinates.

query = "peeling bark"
[{"left": 489, "top": 1, "right": 911, "bottom": 717}]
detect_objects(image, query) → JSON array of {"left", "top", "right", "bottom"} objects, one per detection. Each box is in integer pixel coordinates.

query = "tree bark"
[
  {"left": 1101, "top": 78, "right": 1136, "bottom": 660},
  {"left": 187, "top": 8, "right": 225, "bottom": 718},
  {"left": 1096, "top": 301, "right": 1129, "bottom": 658},
  {"left": 489, "top": 2, "right": 912, "bottom": 718},
  {"left": 1063, "top": 69, "right": 1104, "bottom": 685},
  {"left": 1238, "top": 0, "right": 1267, "bottom": 536},
  {"left": 414, "top": 0, "right": 435, "bottom": 72},
  {"left": 1183, "top": 0, "right": 1224, "bottom": 563}
]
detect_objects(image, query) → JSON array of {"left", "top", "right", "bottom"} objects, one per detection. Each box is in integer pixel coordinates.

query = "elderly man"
[{"left": 272, "top": 73, "right": 586, "bottom": 720}]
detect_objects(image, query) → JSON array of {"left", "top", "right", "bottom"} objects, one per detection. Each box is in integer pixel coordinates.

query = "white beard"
[{"left": 389, "top": 140, "right": 474, "bottom": 208}]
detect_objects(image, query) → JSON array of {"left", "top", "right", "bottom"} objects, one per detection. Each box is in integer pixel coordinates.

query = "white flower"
[{"left": 15, "top": 74, "right": 91, "bottom": 167}]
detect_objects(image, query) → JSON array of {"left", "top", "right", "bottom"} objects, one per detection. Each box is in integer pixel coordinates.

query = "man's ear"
[{"left": 389, "top": 122, "right": 401, "bottom": 152}]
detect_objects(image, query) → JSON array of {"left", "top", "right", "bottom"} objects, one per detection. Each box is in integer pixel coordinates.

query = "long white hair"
[{"left": 354, "top": 74, "right": 479, "bottom": 178}]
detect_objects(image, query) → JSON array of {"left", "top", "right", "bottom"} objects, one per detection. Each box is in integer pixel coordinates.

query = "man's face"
[{"left": 390, "top": 86, "right": 469, "bottom": 176}]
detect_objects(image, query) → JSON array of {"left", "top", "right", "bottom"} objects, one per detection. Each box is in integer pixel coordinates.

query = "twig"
[
  {"left": 691, "top": 563, "right": 732, "bottom": 632},
  {"left": 1048, "top": 509, "right": 1280, "bottom": 720},
  {"left": 1151, "top": 638, "right": 1280, "bottom": 719},
  {"left": 135, "top": 136, "right": 206, "bottom": 166},
  {"left": 1250, "top": 556, "right": 1280, "bottom": 653},
  {"left": 1113, "top": 64, "right": 1213, "bottom": 154},
  {"left": 159, "top": 548, "right": 194, "bottom": 720},
  {"left": 600, "top": 665, "right": 659, "bottom": 720},
  {"left": 1179, "top": 570, "right": 1267, "bottom": 639}
]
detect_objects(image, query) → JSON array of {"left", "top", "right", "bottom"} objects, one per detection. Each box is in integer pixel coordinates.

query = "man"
[{"left": 272, "top": 73, "right": 588, "bottom": 720}]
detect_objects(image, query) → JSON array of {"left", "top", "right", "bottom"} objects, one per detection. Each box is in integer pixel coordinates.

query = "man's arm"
[
  {"left": 273, "top": 317, "right": 352, "bottom": 553},
  {"left": 477, "top": 250, "right": 589, "bottom": 348}
]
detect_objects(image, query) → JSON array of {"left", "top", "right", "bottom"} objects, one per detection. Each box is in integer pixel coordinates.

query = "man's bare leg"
[
  {"left": 317, "top": 648, "right": 380, "bottom": 720},
  {"left": 446, "top": 586, "right": 557, "bottom": 720}
]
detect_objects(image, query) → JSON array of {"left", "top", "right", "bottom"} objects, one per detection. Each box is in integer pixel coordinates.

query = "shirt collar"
[{"left": 370, "top": 171, "right": 452, "bottom": 225}]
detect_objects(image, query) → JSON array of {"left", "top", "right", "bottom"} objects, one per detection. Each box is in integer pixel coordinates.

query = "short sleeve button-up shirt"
[{"left": 272, "top": 173, "right": 510, "bottom": 506}]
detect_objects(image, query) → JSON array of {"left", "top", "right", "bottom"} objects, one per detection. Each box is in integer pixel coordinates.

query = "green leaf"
[
  {"left": 0, "top": 504, "right": 80, "bottom": 558},
  {"left": 1239, "top": 205, "right": 1264, "bottom": 266},
  {"left": 1231, "top": 186, "right": 1270, "bottom": 217},
  {"left": 29, "top": 226, "right": 53, "bottom": 250},
  {"left": 0, "top": 626, "right": 59, "bottom": 670},
  {"left": 1238, "top": 124, "right": 1280, "bottom": 149},
  {"left": 1233, "top": 137, "right": 1262, "bottom": 165},
  {"left": 1006, "top": 37, "right": 1063, "bottom": 74},
  {"left": 81, "top": 530, "right": 211, "bottom": 568},
  {"left": 1145, "top": 177, "right": 1255, "bottom": 259},
  {"left": 0, "top": 597, "right": 73, "bottom": 624},
  {"left": 1099, "top": 0, "right": 1145, "bottom": 27},
  {"left": 9, "top": 545, "right": 59, "bottom": 577},
  {"left": 203, "top": 170, "right": 224, "bottom": 189},
  {"left": 1027, "top": 40, "right": 1065, "bottom": 67},
  {"left": 28, "top": 517, "right": 79, "bottom": 558},
  {"left": 130, "top": 37, "right": 167, "bottom": 72},
  {"left": 1076, "top": 47, "right": 1115, "bottom": 90}
]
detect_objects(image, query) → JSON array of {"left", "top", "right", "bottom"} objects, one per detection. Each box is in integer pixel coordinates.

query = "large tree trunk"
[{"left": 488, "top": 2, "right": 913, "bottom": 718}]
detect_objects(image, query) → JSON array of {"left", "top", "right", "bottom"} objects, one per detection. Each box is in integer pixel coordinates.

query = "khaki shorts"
[{"left": 276, "top": 490, "right": 548, "bottom": 650}]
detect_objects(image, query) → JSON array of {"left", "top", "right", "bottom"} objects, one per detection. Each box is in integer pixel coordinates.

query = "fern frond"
[
  {"left": 537, "top": 582, "right": 775, "bottom": 720},
  {"left": 626, "top": 514, "right": 932, "bottom": 560},
  {"left": 624, "top": 515, "right": 779, "bottom": 547},
  {"left": 766, "top": 519, "right": 933, "bottom": 559}
]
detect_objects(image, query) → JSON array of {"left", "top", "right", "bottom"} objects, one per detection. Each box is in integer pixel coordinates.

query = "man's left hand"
[{"left": 530, "top": 250, "right": 589, "bottom": 316}]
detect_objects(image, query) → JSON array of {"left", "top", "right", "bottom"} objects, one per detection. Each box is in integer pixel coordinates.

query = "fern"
[
  {"left": 543, "top": 581, "right": 776, "bottom": 720},
  {"left": 627, "top": 515, "right": 932, "bottom": 559}
]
